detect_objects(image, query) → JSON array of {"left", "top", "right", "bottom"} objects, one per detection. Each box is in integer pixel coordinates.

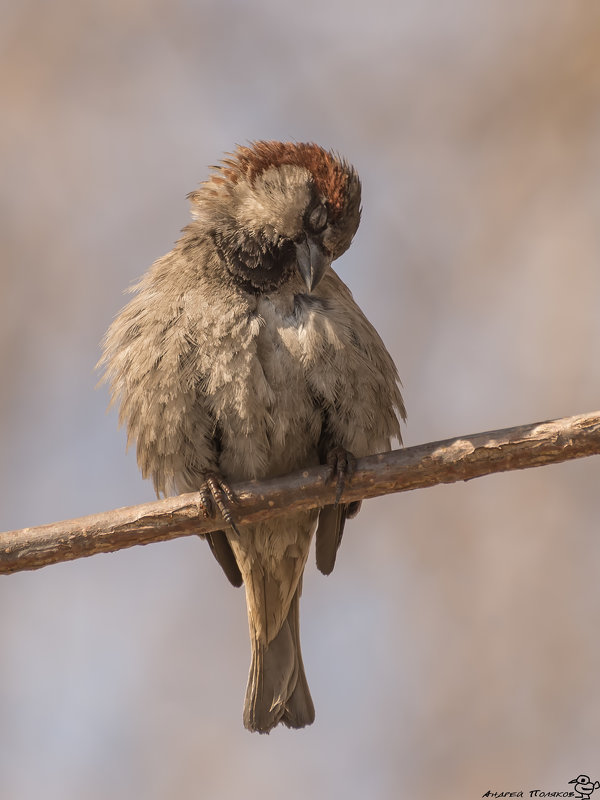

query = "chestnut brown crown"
[{"left": 187, "top": 141, "right": 362, "bottom": 293}]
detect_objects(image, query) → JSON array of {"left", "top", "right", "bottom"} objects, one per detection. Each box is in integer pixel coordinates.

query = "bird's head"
[
  {"left": 570, "top": 776, "right": 591, "bottom": 785},
  {"left": 188, "top": 141, "right": 361, "bottom": 294}
]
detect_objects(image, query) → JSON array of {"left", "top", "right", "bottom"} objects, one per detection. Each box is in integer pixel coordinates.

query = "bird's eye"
[{"left": 307, "top": 203, "right": 328, "bottom": 233}]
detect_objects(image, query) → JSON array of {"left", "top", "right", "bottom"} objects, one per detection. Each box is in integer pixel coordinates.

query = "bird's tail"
[{"left": 243, "top": 586, "right": 315, "bottom": 733}]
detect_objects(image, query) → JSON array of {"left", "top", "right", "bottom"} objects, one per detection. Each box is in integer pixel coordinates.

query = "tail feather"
[
  {"left": 280, "top": 587, "right": 315, "bottom": 729},
  {"left": 229, "top": 514, "right": 318, "bottom": 733},
  {"left": 243, "top": 588, "right": 315, "bottom": 733}
]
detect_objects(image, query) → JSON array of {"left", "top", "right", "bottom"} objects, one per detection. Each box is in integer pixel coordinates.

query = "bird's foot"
[
  {"left": 198, "top": 471, "right": 241, "bottom": 536},
  {"left": 326, "top": 446, "right": 357, "bottom": 506}
]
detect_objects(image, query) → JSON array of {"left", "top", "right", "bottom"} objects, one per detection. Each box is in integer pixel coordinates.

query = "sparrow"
[{"left": 99, "top": 141, "right": 406, "bottom": 733}]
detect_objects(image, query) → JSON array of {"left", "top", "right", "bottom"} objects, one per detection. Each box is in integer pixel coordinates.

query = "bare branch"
[{"left": 2, "top": 411, "right": 599, "bottom": 575}]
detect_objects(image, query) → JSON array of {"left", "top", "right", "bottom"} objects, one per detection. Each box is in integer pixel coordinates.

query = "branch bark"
[{"left": 2, "top": 411, "right": 599, "bottom": 575}]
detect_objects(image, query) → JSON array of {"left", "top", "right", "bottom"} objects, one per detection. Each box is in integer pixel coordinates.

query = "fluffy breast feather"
[
  {"left": 101, "top": 246, "right": 404, "bottom": 494},
  {"left": 202, "top": 268, "right": 404, "bottom": 481}
]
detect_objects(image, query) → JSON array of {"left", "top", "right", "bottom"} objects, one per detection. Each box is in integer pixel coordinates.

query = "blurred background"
[{"left": 1, "top": 1, "right": 600, "bottom": 798}]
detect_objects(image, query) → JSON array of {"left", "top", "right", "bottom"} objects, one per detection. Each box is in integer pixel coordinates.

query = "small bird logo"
[{"left": 568, "top": 775, "right": 600, "bottom": 800}]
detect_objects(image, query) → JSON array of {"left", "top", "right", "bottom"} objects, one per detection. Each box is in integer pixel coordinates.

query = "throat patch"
[{"left": 213, "top": 230, "right": 296, "bottom": 293}]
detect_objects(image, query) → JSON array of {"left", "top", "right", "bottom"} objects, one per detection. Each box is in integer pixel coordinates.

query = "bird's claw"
[
  {"left": 326, "top": 447, "right": 356, "bottom": 506},
  {"left": 198, "top": 471, "right": 241, "bottom": 536}
]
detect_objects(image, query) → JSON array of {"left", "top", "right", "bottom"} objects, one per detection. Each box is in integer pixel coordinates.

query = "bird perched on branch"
[{"left": 99, "top": 141, "right": 406, "bottom": 733}]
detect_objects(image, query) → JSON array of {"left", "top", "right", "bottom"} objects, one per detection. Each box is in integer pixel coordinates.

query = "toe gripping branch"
[
  {"left": 326, "top": 446, "right": 357, "bottom": 505},
  {"left": 197, "top": 448, "right": 355, "bottom": 536},
  {"left": 198, "top": 471, "right": 241, "bottom": 536}
]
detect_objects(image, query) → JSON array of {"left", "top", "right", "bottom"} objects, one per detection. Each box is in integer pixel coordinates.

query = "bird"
[
  {"left": 569, "top": 776, "right": 600, "bottom": 799},
  {"left": 99, "top": 141, "right": 406, "bottom": 733}
]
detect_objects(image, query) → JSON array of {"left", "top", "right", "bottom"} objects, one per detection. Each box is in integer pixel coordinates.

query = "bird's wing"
[
  {"left": 205, "top": 531, "right": 243, "bottom": 586},
  {"left": 315, "top": 504, "right": 351, "bottom": 575},
  {"left": 98, "top": 251, "right": 244, "bottom": 586},
  {"left": 314, "top": 409, "right": 363, "bottom": 575},
  {"left": 315, "top": 269, "right": 406, "bottom": 452},
  {"left": 312, "top": 269, "right": 406, "bottom": 574},
  {"left": 99, "top": 284, "right": 217, "bottom": 493}
]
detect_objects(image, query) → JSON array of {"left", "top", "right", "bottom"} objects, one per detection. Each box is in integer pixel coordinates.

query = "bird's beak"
[{"left": 295, "top": 237, "right": 331, "bottom": 293}]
